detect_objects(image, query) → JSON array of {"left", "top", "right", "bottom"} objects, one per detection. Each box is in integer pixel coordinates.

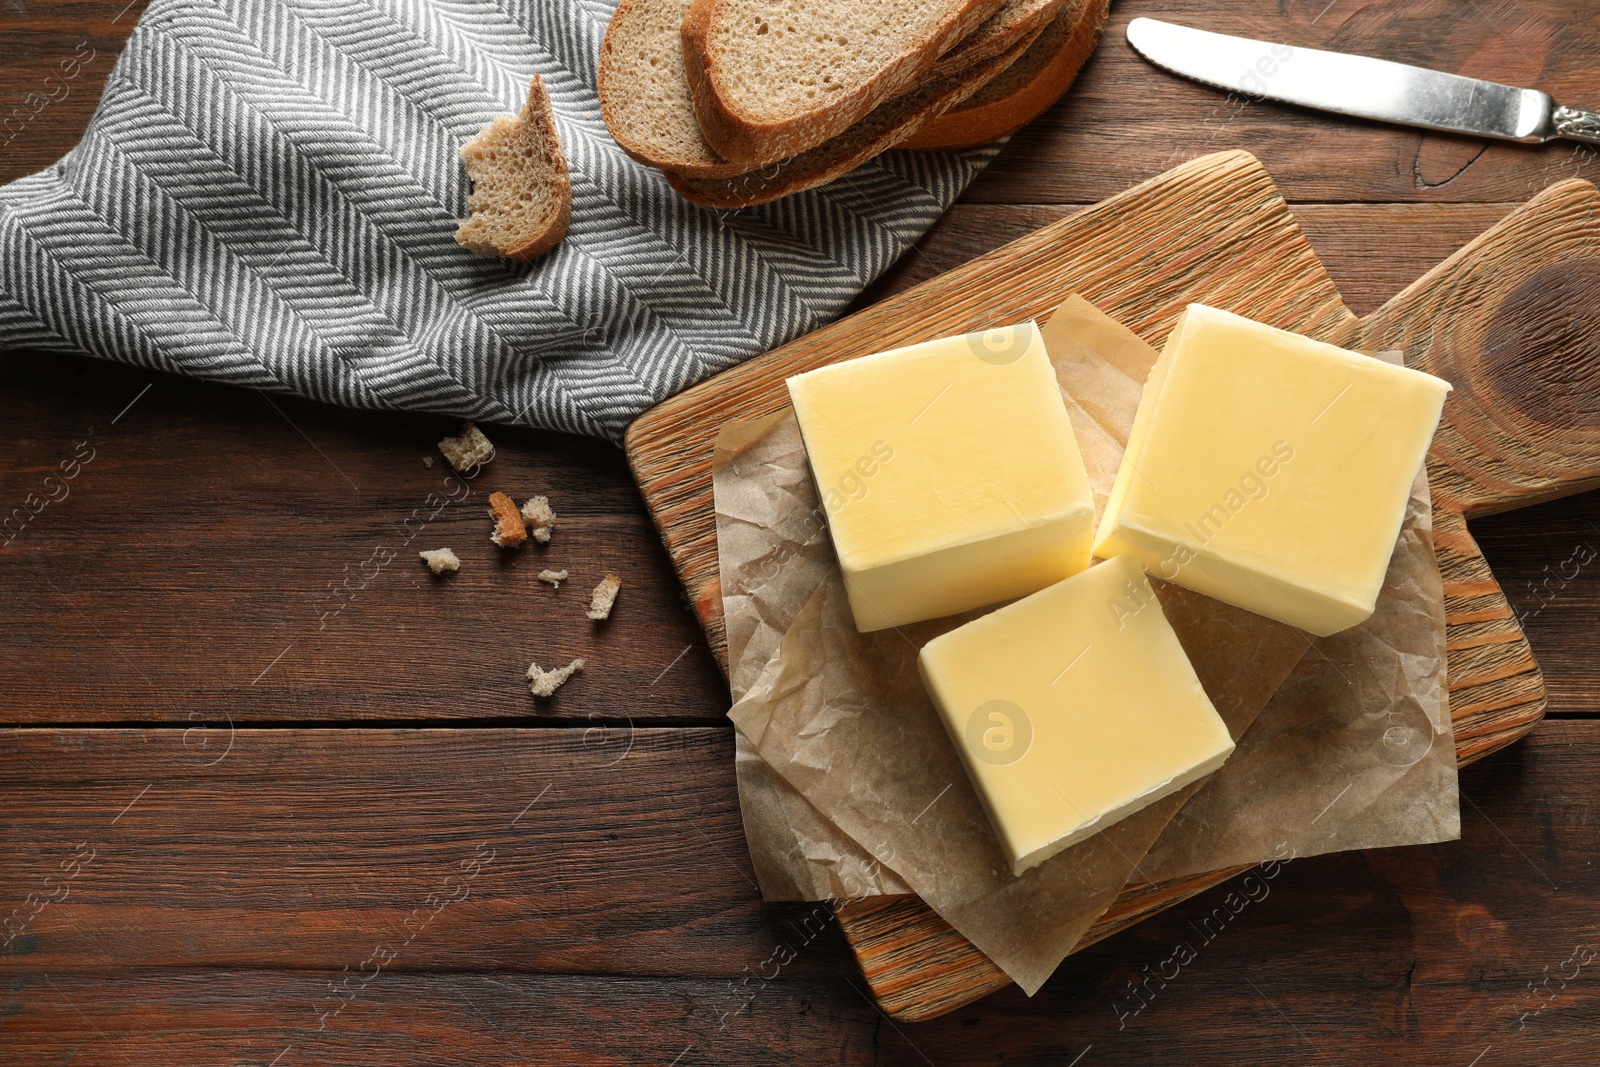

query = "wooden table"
[{"left": 3, "top": 1, "right": 1599, "bottom": 1063}]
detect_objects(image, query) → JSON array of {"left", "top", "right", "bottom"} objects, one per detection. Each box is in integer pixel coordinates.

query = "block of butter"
[
  {"left": 1095, "top": 304, "right": 1451, "bottom": 637},
  {"left": 787, "top": 322, "right": 1095, "bottom": 632},
  {"left": 919, "top": 554, "right": 1234, "bottom": 875}
]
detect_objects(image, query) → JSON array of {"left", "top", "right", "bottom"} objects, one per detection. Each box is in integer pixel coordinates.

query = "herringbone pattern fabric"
[{"left": 0, "top": 0, "right": 997, "bottom": 440}]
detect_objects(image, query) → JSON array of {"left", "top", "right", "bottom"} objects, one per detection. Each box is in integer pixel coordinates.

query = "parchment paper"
[
  {"left": 714, "top": 295, "right": 1457, "bottom": 992},
  {"left": 715, "top": 414, "right": 911, "bottom": 901}
]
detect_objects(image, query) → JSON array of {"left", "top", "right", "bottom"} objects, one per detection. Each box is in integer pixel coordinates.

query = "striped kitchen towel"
[{"left": 0, "top": 0, "right": 999, "bottom": 441}]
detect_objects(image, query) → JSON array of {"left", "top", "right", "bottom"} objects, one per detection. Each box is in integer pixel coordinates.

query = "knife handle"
[{"left": 1554, "top": 104, "right": 1600, "bottom": 145}]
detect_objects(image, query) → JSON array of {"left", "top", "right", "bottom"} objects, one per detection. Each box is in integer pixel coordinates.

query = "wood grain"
[
  {"left": 4, "top": 723, "right": 1600, "bottom": 1065},
  {"left": 0, "top": 0, "right": 143, "bottom": 186},
  {"left": 971, "top": 0, "right": 1600, "bottom": 206},
  {"left": 1333, "top": 181, "right": 1600, "bottom": 517},
  {"left": 5, "top": 0, "right": 1600, "bottom": 1059},
  {"left": 0, "top": 970, "right": 893, "bottom": 1067},
  {"left": 0, "top": 727, "right": 851, "bottom": 975},
  {"left": 857, "top": 202, "right": 1521, "bottom": 317},
  {"left": 1471, "top": 491, "right": 1600, "bottom": 715},
  {"left": 627, "top": 151, "right": 1600, "bottom": 1019},
  {"left": 0, "top": 353, "right": 727, "bottom": 724}
]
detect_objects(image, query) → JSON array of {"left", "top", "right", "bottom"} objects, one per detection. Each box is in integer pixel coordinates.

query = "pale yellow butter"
[
  {"left": 1095, "top": 304, "right": 1451, "bottom": 637},
  {"left": 787, "top": 322, "right": 1095, "bottom": 632},
  {"left": 919, "top": 554, "right": 1234, "bottom": 875}
]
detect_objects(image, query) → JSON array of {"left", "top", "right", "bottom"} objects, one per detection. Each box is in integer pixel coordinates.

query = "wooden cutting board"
[{"left": 624, "top": 150, "right": 1600, "bottom": 1021}]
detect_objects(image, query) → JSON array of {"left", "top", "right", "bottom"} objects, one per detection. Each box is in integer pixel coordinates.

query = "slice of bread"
[
  {"left": 930, "top": 0, "right": 1068, "bottom": 78},
  {"left": 599, "top": 0, "right": 749, "bottom": 178},
  {"left": 456, "top": 76, "right": 572, "bottom": 261},
  {"left": 666, "top": 31, "right": 1033, "bottom": 208},
  {"left": 601, "top": 0, "right": 1051, "bottom": 178},
  {"left": 901, "top": 0, "right": 1106, "bottom": 150},
  {"left": 681, "top": 0, "right": 1009, "bottom": 165}
]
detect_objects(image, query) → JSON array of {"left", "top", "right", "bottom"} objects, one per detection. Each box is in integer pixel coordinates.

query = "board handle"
[{"left": 1331, "top": 178, "right": 1600, "bottom": 518}]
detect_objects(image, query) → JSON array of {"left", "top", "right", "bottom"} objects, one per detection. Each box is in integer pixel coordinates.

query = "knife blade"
[{"left": 1125, "top": 17, "right": 1600, "bottom": 146}]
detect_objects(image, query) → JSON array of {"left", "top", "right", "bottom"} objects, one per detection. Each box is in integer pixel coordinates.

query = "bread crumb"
[
  {"left": 538, "top": 568, "right": 568, "bottom": 588},
  {"left": 488, "top": 491, "right": 528, "bottom": 548},
  {"left": 438, "top": 421, "right": 494, "bottom": 472},
  {"left": 419, "top": 548, "right": 460, "bottom": 575},
  {"left": 587, "top": 574, "right": 621, "bottom": 621},
  {"left": 527, "top": 657, "right": 585, "bottom": 698},
  {"left": 422, "top": 455, "right": 434, "bottom": 468},
  {"left": 521, "top": 496, "right": 555, "bottom": 543}
]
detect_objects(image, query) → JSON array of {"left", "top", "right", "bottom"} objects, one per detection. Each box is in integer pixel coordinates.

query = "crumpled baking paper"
[
  {"left": 712, "top": 294, "right": 1456, "bottom": 993},
  {"left": 716, "top": 413, "right": 912, "bottom": 900}
]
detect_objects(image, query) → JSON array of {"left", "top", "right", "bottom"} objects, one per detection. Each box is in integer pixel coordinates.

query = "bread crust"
[
  {"left": 601, "top": 0, "right": 1044, "bottom": 177},
  {"left": 900, "top": 0, "right": 1106, "bottom": 150},
  {"left": 666, "top": 32, "right": 1034, "bottom": 208},
  {"left": 488, "top": 491, "right": 529, "bottom": 548},
  {"left": 681, "top": 0, "right": 1009, "bottom": 166},
  {"left": 504, "top": 195, "right": 571, "bottom": 262}
]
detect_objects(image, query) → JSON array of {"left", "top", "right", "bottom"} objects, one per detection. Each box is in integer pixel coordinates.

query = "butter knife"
[{"left": 1125, "top": 17, "right": 1600, "bottom": 145}]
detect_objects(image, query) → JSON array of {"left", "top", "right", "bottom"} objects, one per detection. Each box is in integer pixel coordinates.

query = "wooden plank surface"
[
  {"left": 0, "top": 352, "right": 727, "bottom": 724},
  {"left": 4, "top": 0, "right": 1600, "bottom": 1061},
  {"left": 6, "top": 336, "right": 1597, "bottom": 726},
  {"left": 3, "top": 723, "right": 1600, "bottom": 1064},
  {"left": 0, "top": 728, "right": 834, "bottom": 973},
  {"left": 972, "top": 0, "right": 1600, "bottom": 205}
]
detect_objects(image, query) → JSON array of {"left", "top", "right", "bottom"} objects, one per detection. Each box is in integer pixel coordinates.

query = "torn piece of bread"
[
  {"left": 419, "top": 548, "right": 461, "bottom": 575},
  {"left": 681, "top": 0, "right": 1007, "bottom": 164},
  {"left": 527, "top": 657, "right": 585, "bottom": 698},
  {"left": 438, "top": 422, "right": 494, "bottom": 472},
  {"left": 457, "top": 76, "right": 572, "bottom": 261},
  {"left": 587, "top": 575, "right": 621, "bottom": 621},
  {"left": 422, "top": 455, "right": 434, "bottom": 468},
  {"left": 538, "top": 568, "right": 569, "bottom": 588},
  {"left": 521, "top": 496, "right": 556, "bottom": 544},
  {"left": 488, "top": 492, "right": 528, "bottom": 548}
]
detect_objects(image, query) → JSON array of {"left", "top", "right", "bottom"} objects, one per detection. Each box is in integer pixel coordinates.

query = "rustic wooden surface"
[{"left": 6, "top": 0, "right": 1600, "bottom": 1062}]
